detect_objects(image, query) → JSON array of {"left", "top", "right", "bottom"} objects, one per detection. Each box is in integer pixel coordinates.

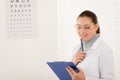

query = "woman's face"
[{"left": 76, "top": 16, "right": 98, "bottom": 42}]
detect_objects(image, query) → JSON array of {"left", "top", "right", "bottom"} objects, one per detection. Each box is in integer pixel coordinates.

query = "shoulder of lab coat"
[
  {"left": 87, "top": 37, "right": 116, "bottom": 80},
  {"left": 90, "top": 36, "right": 111, "bottom": 50}
]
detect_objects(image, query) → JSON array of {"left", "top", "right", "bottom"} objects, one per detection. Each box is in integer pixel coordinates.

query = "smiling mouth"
[{"left": 80, "top": 34, "right": 87, "bottom": 38}]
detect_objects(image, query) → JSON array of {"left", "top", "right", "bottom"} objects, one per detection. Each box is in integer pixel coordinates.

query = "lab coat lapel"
[{"left": 90, "top": 37, "right": 103, "bottom": 50}]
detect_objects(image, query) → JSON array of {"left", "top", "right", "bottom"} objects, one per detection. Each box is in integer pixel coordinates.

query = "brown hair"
[{"left": 78, "top": 10, "right": 100, "bottom": 34}]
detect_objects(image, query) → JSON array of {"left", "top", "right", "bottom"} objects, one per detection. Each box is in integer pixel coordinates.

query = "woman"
[{"left": 66, "top": 10, "right": 115, "bottom": 80}]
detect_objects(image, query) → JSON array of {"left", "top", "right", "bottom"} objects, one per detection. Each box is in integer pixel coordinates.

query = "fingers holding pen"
[{"left": 72, "top": 51, "right": 86, "bottom": 65}]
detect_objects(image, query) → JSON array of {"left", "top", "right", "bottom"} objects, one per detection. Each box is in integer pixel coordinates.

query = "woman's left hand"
[{"left": 66, "top": 66, "right": 86, "bottom": 80}]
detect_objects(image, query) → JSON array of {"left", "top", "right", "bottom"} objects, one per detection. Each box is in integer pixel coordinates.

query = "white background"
[
  {"left": 58, "top": 0, "right": 120, "bottom": 80},
  {"left": 0, "top": 0, "right": 58, "bottom": 80}
]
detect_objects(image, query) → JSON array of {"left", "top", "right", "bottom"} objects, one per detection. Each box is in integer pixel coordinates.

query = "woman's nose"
[{"left": 78, "top": 28, "right": 85, "bottom": 34}]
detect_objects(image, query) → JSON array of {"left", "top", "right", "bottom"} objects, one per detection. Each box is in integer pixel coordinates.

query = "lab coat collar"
[{"left": 90, "top": 36, "right": 103, "bottom": 50}]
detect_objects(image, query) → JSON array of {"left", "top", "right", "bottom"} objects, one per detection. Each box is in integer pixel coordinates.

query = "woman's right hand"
[{"left": 72, "top": 51, "right": 86, "bottom": 65}]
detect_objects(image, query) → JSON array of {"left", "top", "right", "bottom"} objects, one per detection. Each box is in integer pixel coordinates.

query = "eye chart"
[{"left": 7, "top": 0, "right": 38, "bottom": 39}]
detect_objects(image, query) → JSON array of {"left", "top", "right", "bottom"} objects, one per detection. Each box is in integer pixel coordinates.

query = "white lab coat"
[{"left": 72, "top": 37, "right": 115, "bottom": 80}]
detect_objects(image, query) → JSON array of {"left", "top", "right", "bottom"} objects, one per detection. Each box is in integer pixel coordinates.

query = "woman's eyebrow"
[
  {"left": 84, "top": 24, "right": 90, "bottom": 26},
  {"left": 77, "top": 24, "right": 90, "bottom": 26}
]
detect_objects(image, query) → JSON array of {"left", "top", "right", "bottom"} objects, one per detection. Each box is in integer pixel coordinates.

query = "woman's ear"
[{"left": 95, "top": 23, "right": 99, "bottom": 31}]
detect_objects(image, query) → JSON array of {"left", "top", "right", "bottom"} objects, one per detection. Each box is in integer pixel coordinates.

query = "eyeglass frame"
[{"left": 74, "top": 24, "right": 96, "bottom": 31}]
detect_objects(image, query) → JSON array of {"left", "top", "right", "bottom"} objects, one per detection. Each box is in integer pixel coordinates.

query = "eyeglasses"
[{"left": 74, "top": 24, "right": 95, "bottom": 31}]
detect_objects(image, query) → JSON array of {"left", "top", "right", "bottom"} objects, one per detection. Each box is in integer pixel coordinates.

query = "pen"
[
  {"left": 76, "top": 39, "right": 84, "bottom": 66},
  {"left": 81, "top": 39, "right": 84, "bottom": 51}
]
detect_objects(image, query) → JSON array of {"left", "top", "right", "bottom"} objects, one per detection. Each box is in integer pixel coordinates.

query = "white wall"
[{"left": 0, "top": 0, "right": 58, "bottom": 80}]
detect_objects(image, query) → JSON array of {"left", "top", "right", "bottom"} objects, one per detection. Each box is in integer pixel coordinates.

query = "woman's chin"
[{"left": 82, "top": 38, "right": 89, "bottom": 42}]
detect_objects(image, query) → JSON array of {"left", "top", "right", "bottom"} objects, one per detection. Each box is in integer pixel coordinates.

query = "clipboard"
[{"left": 47, "top": 62, "right": 79, "bottom": 80}]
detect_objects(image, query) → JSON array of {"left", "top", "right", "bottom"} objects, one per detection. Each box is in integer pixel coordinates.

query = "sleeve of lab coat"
[{"left": 86, "top": 47, "right": 116, "bottom": 80}]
